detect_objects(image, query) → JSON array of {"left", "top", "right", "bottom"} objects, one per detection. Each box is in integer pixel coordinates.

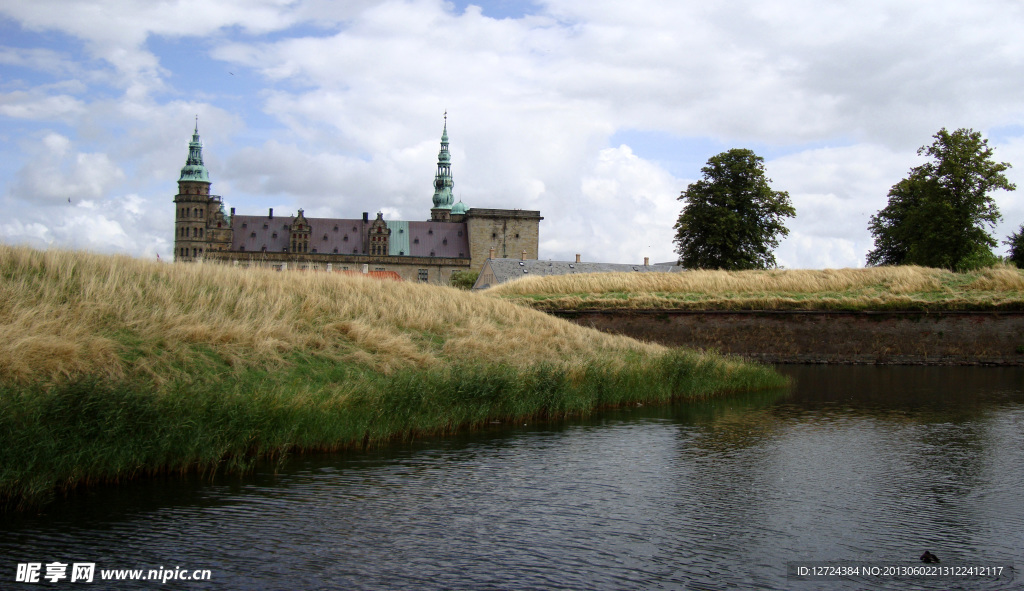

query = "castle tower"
[
  {"left": 430, "top": 113, "right": 455, "bottom": 222},
  {"left": 173, "top": 120, "right": 230, "bottom": 261}
]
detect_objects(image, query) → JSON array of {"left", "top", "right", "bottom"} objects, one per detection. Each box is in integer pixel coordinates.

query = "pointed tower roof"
[
  {"left": 431, "top": 112, "right": 454, "bottom": 210},
  {"left": 179, "top": 118, "right": 210, "bottom": 183}
]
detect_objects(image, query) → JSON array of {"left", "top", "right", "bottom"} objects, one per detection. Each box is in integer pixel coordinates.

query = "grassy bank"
[
  {"left": 0, "top": 245, "right": 785, "bottom": 510},
  {"left": 486, "top": 265, "right": 1024, "bottom": 312}
]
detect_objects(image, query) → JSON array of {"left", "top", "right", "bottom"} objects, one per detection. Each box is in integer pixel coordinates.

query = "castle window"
[
  {"left": 240, "top": 246, "right": 246, "bottom": 251},
  {"left": 515, "top": 233, "right": 520, "bottom": 238},
  {"left": 199, "top": 228, "right": 204, "bottom": 237},
  {"left": 192, "top": 248, "right": 197, "bottom": 257},
  {"left": 217, "top": 222, "right": 222, "bottom": 228},
  {"left": 418, "top": 269, "right": 428, "bottom": 282},
  {"left": 192, "top": 228, "right": 198, "bottom": 237},
  {"left": 199, "top": 209, "right": 204, "bottom": 217},
  {"left": 242, "top": 223, "right": 247, "bottom": 229},
  {"left": 492, "top": 232, "right": 497, "bottom": 238},
  {"left": 193, "top": 208, "right": 199, "bottom": 217}
]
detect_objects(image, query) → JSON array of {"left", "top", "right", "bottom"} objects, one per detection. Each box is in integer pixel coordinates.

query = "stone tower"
[
  {"left": 173, "top": 121, "right": 231, "bottom": 261},
  {"left": 430, "top": 113, "right": 455, "bottom": 222}
]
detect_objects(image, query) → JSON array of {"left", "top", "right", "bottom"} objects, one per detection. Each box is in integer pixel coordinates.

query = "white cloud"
[
  {"left": 0, "top": 0, "right": 1022, "bottom": 269},
  {"left": 8, "top": 133, "right": 125, "bottom": 204}
]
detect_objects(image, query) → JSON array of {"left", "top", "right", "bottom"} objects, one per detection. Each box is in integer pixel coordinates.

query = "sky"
[{"left": 1, "top": 0, "right": 1022, "bottom": 268}]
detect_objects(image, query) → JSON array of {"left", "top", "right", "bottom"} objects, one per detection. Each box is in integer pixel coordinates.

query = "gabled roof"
[
  {"left": 230, "top": 214, "right": 469, "bottom": 258},
  {"left": 474, "top": 258, "right": 683, "bottom": 289}
]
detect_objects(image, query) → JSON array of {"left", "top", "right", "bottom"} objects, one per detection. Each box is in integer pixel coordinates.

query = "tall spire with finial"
[
  {"left": 431, "top": 111, "right": 454, "bottom": 210},
  {"left": 179, "top": 116, "right": 210, "bottom": 183}
]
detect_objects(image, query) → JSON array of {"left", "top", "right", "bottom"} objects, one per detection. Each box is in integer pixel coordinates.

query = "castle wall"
[
  {"left": 202, "top": 250, "right": 471, "bottom": 285},
  {"left": 465, "top": 208, "right": 542, "bottom": 271}
]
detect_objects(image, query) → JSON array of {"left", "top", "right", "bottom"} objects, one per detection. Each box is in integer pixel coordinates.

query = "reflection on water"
[{"left": 2, "top": 366, "right": 1022, "bottom": 590}]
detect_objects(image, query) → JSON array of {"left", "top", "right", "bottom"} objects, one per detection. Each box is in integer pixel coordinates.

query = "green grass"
[
  {"left": 0, "top": 245, "right": 787, "bottom": 511},
  {"left": 486, "top": 265, "right": 1024, "bottom": 312},
  {"left": 0, "top": 348, "right": 784, "bottom": 511}
]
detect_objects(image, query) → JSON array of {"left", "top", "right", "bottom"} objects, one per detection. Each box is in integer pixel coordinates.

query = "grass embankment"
[
  {"left": 486, "top": 265, "right": 1024, "bottom": 312},
  {"left": 0, "top": 245, "right": 785, "bottom": 510}
]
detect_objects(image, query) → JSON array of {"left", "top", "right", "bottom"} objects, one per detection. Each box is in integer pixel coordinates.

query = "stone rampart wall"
[{"left": 556, "top": 310, "right": 1024, "bottom": 365}]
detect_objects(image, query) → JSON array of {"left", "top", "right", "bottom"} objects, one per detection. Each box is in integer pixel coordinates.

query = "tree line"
[{"left": 674, "top": 128, "right": 1023, "bottom": 271}]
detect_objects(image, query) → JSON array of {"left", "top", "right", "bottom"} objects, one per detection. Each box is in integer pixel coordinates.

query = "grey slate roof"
[
  {"left": 231, "top": 214, "right": 469, "bottom": 258},
  {"left": 474, "top": 258, "right": 683, "bottom": 289}
]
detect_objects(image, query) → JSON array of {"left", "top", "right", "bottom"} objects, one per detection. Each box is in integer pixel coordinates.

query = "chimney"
[
  {"left": 644, "top": 257, "right": 649, "bottom": 266},
  {"left": 363, "top": 212, "right": 369, "bottom": 223},
  {"left": 230, "top": 207, "right": 235, "bottom": 216},
  {"left": 489, "top": 247, "right": 495, "bottom": 260},
  {"left": 362, "top": 263, "right": 368, "bottom": 274},
  {"left": 269, "top": 208, "right": 273, "bottom": 219},
  {"left": 521, "top": 250, "right": 527, "bottom": 261},
  {"left": 575, "top": 253, "right": 581, "bottom": 263}
]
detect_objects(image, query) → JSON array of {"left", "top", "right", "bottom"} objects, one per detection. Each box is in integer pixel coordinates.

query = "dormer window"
[
  {"left": 272, "top": 232, "right": 278, "bottom": 238},
  {"left": 323, "top": 234, "right": 328, "bottom": 240},
  {"left": 413, "top": 238, "right": 419, "bottom": 244},
  {"left": 263, "top": 224, "right": 269, "bottom": 229},
  {"left": 242, "top": 223, "right": 247, "bottom": 229},
  {"left": 428, "top": 229, "right": 433, "bottom": 235},
  {"left": 343, "top": 235, "right": 349, "bottom": 242},
  {"left": 333, "top": 226, "right": 338, "bottom": 231},
  {"left": 442, "top": 238, "right": 448, "bottom": 245},
  {"left": 333, "top": 248, "right": 338, "bottom": 253}
]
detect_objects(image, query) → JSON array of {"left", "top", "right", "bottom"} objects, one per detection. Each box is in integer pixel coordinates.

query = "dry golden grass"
[
  {"left": 485, "top": 265, "right": 1024, "bottom": 311},
  {"left": 0, "top": 244, "right": 661, "bottom": 385}
]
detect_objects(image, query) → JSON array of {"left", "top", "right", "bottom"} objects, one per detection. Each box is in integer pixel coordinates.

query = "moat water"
[{"left": 2, "top": 366, "right": 1022, "bottom": 590}]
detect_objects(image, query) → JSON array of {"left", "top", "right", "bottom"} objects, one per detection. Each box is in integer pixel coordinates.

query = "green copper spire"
[
  {"left": 179, "top": 118, "right": 210, "bottom": 183},
  {"left": 431, "top": 112, "right": 454, "bottom": 210}
]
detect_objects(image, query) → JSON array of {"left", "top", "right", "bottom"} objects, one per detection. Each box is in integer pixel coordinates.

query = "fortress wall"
[{"left": 554, "top": 310, "right": 1024, "bottom": 365}]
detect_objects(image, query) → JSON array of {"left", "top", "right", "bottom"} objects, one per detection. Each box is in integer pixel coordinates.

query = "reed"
[
  {"left": 0, "top": 245, "right": 785, "bottom": 510},
  {"left": 486, "top": 265, "right": 1024, "bottom": 311}
]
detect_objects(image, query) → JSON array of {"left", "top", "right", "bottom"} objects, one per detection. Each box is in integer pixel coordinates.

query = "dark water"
[{"left": 2, "top": 366, "right": 1022, "bottom": 590}]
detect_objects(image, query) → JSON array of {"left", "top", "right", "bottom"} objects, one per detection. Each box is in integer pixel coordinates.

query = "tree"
[
  {"left": 867, "top": 128, "right": 1016, "bottom": 270},
  {"left": 1007, "top": 224, "right": 1024, "bottom": 268},
  {"left": 674, "top": 148, "right": 795, "bottom": 270},
  {"left": 449, "top": 270, "right": 479, "bottom": 289}
]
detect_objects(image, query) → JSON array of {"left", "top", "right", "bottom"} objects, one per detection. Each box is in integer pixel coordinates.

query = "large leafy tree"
[
  {"left": 674, "top": 148, "right": 795, "bottom": 270},
  {"left": 1007, "top": 224, "right": 1024, "bottom": 268},
  {"left": 867, "top": 128, "right": 1016, "bottom": 270}
]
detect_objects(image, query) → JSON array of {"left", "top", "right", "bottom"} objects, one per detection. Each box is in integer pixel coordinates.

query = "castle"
[{"left": 173, "top": 116, "right": 542, "bottom": 283}]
